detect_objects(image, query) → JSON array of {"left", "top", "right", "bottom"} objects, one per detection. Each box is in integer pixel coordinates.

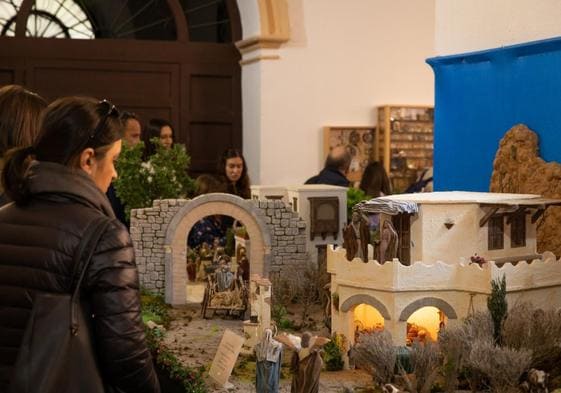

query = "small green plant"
[
  {"left": 347, "top": 187, "right": 369, "bottom": 221},
  {"left": 272, "top": 304, "right": 293, "bottom": 330},
  {"left": 331, "top": 292, "right": 339, "bottom": 311},
  {"left": 487, "top": 275, "right": 507, "bottom": 345},
  {"left": 114, "top": 139, "right": 195, "bottom": 219},
  {"left": 323, "top": 334, "right": 345, "bottom": 371},
  {"left": 145, "top": 327, "right": 207, "bottom": 393},
  {"left": 142, "top": 289, "right": 207, "bottom": 392},
  {"left": 140, "top": 289, "right": 171, "bottom": 328}
]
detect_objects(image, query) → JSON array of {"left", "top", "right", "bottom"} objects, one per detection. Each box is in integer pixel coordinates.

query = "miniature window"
[
  {"left": 292, "top": 197, "right": 298, "bottom": 212},
  {"left": 510, "top": 213, "right": 526, "bottom": 248},
  {"left": 392, "top": 213, "right": 410, "bottom": 265},
  {"left": 488, "top": 216, "right": 504, "bottom": 250}
]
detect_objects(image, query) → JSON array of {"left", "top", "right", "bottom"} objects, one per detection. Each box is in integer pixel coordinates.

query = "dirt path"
[{"left": 162, "top": 305, "right": 374, "bottom": 392}]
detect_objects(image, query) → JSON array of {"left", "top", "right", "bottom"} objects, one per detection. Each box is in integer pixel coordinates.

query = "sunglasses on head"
[{"left": 89, "top": 99, "right": 119, "bottom": 142}]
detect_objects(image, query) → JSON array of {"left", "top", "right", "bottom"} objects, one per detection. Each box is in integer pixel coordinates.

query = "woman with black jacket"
[{"left": 0, "top": 97, "right": 160, "bottom": 393}]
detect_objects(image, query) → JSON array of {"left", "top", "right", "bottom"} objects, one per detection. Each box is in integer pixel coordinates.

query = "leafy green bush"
[
  {"left": 272, "top": 304, "right": 293, "bottom": 330},
  {"left": 141, "top": 289, "right": 171, "bottom": 328},
  {"left": 347, "top": 187, "right": 369, "bottom": 220},
  {"left": 114, "top": 139, "right": 195, "bottom": 219},
  {"left": 323, "top": 334, "right": 345, "bottom": 371}
]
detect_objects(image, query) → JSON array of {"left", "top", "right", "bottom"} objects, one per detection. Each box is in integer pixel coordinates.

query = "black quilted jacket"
[{"left": 0, "top": 162, "right": 160, "bottom": 393}]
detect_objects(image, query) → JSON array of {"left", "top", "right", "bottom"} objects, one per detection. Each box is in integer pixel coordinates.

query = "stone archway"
[
  {"left": 164, "top": 193, "right": 271, "bottom": 305},
  {"left": 399, "top": 297, "right": 458, "bottom": 321},
  {"left": 340, "top": 294, "right": 391, "bottom": 320}
]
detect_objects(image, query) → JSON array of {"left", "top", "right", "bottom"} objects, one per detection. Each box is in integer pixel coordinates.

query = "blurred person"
[
  {"left": 142, "top": 118, "right": 174, "bottom": 160},
  {"left": 305, "top": 145, "right": 351, "bottom": 187},
  {"left": 0, "top": 84, "right": 46, "bottom": 206},
  {"left": 216, "top": 148, "right": 251, "bottom": 199},
  {"left": 107, "top": 111, "right": 143, "bottom": 227},
  {"left": 121, "top": 111, "right": 142, "bottom": 147},
  {"left": 0, "top": 97, "right": 160, "bottom": 392},
  {"left": 359, "top": 161, "right": 391, "bottom": 198}
]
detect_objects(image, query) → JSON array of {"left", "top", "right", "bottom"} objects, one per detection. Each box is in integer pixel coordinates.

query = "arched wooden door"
[{"left": 0, "top": 0, "right": 242, "bottom": 174}]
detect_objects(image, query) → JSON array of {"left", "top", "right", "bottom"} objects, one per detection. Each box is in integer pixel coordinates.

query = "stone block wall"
[
  {"left": 130, "top": 197, "right": 309, "bottom": 294},
  {"left": 256, "top": 199, "right": 310, "bottom": 274},
  {"left": 130, "top": 199, "right": 188, "bottom": 291}
]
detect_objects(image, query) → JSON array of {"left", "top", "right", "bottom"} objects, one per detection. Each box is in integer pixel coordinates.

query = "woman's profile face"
[
  {"left": 91, "top": 140, "right": 122, "bottom": 192},
  {"left": 159, "top": 125, "right": 173, "bottom": 149},
  {"left": 225, "top": 156, "right": 243, "bottom": 183}
]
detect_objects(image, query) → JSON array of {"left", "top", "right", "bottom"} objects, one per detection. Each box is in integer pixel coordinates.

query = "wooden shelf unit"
[{"left": 376, "top": 105, "right": 434, "bottom": 193}]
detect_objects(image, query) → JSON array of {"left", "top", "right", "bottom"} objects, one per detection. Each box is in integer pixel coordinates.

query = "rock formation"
[{"left": 490, "top": 124, "right": 561, "bottom": 256}]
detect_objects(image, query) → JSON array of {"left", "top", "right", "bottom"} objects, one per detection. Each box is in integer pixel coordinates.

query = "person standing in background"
[
  {"left": 142, "top": 118, "right": 174, "bottom": 160},
  {"left": 216, "top": 148, "right": 251, "bottom": 199},
  {"left": 107, "top": 111, "right": 143, "bottom": 227},
  {"left": 359, "top": 161, "right": 391, "bottom": 198},
  {"left": 305, "top": 145, "right": 351, "bottom": 187},
  {"left": 0, "top": 85, "right": 47, "bottom": 207}
]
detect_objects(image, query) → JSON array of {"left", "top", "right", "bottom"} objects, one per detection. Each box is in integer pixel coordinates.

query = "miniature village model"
[{"left": 131, "top": 189, "right": 561, "bottom": 351}]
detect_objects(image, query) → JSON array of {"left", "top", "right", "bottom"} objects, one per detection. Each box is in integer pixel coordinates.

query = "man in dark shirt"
[{"left": 305, "top": 145, "right": 351, "bottom": 187}]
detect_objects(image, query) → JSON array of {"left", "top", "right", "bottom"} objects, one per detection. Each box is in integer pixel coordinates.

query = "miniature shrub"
[
  {"left": 487, "top": 275, "right": 507, "bottom": 345},
  {"left": 145, "top": 327, "right": 207, "bottom": 393},
  {"left": 502, "top": 301, "right": 561, "bottom": 373},
  {"left": 114, "top": 139, "right": 195, "bottom": 219},
  {"left": 141, "top": 288, "right": 171, "bottom": 328},
  {"left": 272, "top": 304, "right": 293, "bottom": 330},
  {"left": 347, "top": 188, "right": 369, "bottom": 221},
  {"left": 351, "top": 330, "right": 396, "bottom": 386},
  {"left": 405, "top": 341, "right": 441, "bottom": 393},
  {"left": 141, "top": 289, "right": 207, "bottom": 392},
  {"left": 465, "top": 340, "right": 531, "bottom": 393},
  {"left": 323, "top": 334, "right": 345, "bottom": 371}
]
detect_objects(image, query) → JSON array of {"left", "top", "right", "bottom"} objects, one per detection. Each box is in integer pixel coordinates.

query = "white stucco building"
[{"left": 329, "top": 192, "right": 561, "bottom": 346}]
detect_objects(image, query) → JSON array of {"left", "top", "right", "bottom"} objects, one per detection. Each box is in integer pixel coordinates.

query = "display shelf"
[{"left": 376, "top": 105, "right": 433, "bottom": 193}]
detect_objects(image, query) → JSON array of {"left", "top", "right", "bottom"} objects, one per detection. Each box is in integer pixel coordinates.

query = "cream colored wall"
[
  {"left": 435, "top": 0, "right": 561, "bottom": 55},
  {"left": 329, "top": 246, "right": 561, "bottom": 345},
  {"left": 417, "top": 204, "right": 537, "bottom": 264},
  {"left": 238, "top": 0, "right": 435, "bottom": 184}
]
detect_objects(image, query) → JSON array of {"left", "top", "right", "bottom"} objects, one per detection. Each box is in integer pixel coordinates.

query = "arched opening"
[
  {"left": 164, "top": 194, "right": 271, "bottom": 305},
  {"left": 353, "top": 303, "right": 385, "bottom": 341},
  {"left": 185, "top": 213, "right": 251, "bottom": 309},
  {"left": 405, "top": 306, "right": 448, "bottom": 345}
]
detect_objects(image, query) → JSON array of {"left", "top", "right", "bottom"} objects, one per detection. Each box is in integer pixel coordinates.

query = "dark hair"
[
  {"left": 2, "top": 97, "right": 123, "bottom": 204},
  {"left": 359, "top": 161, "right": 391, "bottom": 198},
  {"left": 142, "top": 118, "right": 173, "bottom": 160},
  {"left": 0, "top": 85, "right": 47, "bottom": 156},
  {"left": 120, "top": 111, "right": 139, "bottom": 123},
  {"left": 218, "top": 148, "right": 250, "bottom": 199},
  {"left": 194, "top": 174, "right": 227, "bottom": 196}
]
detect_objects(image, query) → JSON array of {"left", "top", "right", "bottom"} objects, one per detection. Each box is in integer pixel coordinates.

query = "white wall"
[
  {"left": 435, "top": 0, "right": 561, "bottom": 55},
  {"left": 240, "top": 0, "right": 435, "bottom": 185}
]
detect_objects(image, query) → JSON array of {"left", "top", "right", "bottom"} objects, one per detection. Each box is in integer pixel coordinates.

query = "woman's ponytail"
[{"left": 1, "top": 146, "right": 35, "bottom": 205}]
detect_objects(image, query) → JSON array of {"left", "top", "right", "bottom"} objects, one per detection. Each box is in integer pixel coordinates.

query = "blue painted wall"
[{"left": 427, "top": 37, "right": 561, "bottom": 191}]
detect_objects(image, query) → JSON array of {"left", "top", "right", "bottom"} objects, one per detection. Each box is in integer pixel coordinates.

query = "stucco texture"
[{"left": 490, "top": 124, "right": 561, "bottom": 256}]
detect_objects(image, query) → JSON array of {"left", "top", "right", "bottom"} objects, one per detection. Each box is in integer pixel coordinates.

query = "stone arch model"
[
  {"left": 164, "top": 194, "right": 272, "bottom": 305},
  {"left": 398, "top": 297, "right": 458, "bottom": 322},
  {"left": 340, "top": 294, "right": 391, "bottom": 320},
  {"left": 131, "top": 194, "right": 309, "bottom": 305}
]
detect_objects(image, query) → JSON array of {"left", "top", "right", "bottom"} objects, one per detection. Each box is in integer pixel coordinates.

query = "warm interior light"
[
  {"left": 406, "top": 306, "right": 446, "bottom": 343},
  {"left": 353, "top": 304, "right": 385, "bottom": 332}
]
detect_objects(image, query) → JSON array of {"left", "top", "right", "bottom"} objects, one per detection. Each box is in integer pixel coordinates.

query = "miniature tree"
[{"left": 487, "top": 275, "right": 507, "bottom": 345}]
